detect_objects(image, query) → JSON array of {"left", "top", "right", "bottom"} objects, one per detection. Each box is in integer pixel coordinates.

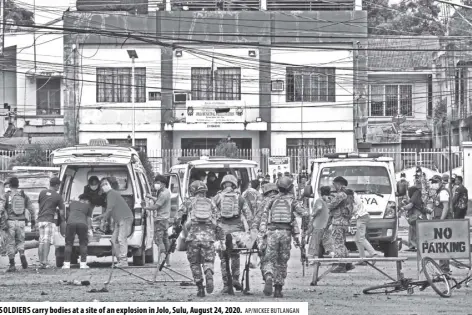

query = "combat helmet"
[{"left": 220, "top": 174, "right": 238, "bottom": 188}]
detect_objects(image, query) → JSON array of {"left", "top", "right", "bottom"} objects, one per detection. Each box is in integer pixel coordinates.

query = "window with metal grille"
[
  {"left": 286, "top": 67, "right": 335, "bottom": 102},
  {"left": 36, "top": 78, "right": 61, "bottom": 115},
  {"left": 369, "top": 84, "right": 413, "bottom": 117},
  {"left": 191, "top": 67, "right": 213, "bottom": 100},
  {"left": 107, "top": 138, "right": 147, "bottom": 153},
  {"left": 215, "top": 67, "right": 241, "bottom": 100},
  {"left": 96, "top": 67, "right": 146, "bottom": 103}
]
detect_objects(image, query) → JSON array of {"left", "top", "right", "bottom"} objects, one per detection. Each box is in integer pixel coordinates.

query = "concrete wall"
[{"left": 271, "top": 131, "right": 353, "bottom": 155}]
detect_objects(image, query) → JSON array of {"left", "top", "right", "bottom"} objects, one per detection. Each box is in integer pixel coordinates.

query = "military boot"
[
  {"left": 7, "top": 259, "right": 16, "bottom": 272},
  {"left": 20, "top": 255, "right": 28, "bottom": 269},
  {"left": 205, "top": 270, "right": 214, "bottom": 294},
  {"left": 196, "top": 281, "right": 205, "bottom": 298},
  {"left": 232, "top": 276, "right": 243, "bottom": 291},
  {"left": 263, "top": 273, "right": 273, "bottom": 296},
  {"left": 274, "top": 285, "right": 283, "bottom": 298}
]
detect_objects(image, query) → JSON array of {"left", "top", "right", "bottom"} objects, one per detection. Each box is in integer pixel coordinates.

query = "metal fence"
[{"left": 0, "top": 148, "right": 462, "bottom": 175}]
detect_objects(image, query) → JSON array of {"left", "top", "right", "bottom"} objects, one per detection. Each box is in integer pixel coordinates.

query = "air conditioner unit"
[
  {"left": 173, "top": 92, "right": 188, "bottom": 104},
  {"left": 271, "top": 80, "right": 284, "bottom": 92}
]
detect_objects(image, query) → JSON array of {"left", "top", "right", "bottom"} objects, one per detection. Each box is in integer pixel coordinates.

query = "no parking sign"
[{"left": 416, "top": 219, "right": 471, "bottom": 276}]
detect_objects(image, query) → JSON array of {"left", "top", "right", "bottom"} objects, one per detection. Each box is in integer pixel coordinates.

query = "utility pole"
[
  {"left": 0, "top": 0, "right": 4, "bottom": 57},
  {"left": 131, "top": 56, "right": 135, "bottom": 147}
]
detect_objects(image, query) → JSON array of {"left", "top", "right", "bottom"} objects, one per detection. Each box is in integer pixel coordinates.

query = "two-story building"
[
  {"left": 63, "top": 0, "right": 367, "bottom": 170},
  {"left": 0, "top": 0, "right": 71, "bottom": 141},
  {"left": 367, "top": 36, "right": 438, "bottom": 169}
]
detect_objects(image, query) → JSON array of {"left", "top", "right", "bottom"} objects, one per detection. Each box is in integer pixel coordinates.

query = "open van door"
[{"left": 164, "top": 173, "right": 183, "bottom": 225}]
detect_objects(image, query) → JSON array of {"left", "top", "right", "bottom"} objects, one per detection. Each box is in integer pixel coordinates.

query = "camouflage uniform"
[
  {"left": 213, "top": 181, "right": 252, "bottom": 292},
  {"left": 326, "top": 187, "right": 353, "bottom": 273},
  {"left": 259, "top": 187, "right": 308, "bottom": 297},
  {"left": 186, "top": 198, "right": 223, "bottom": 294},
  {"left": 242, "top": 187, "right": 262, "bottom": 228}
]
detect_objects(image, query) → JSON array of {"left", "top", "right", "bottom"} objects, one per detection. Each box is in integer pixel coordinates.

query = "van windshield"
[
  {"left": 189, "top": 167, "right": 254, "bottom": 197},
  {"left": 318, "top": 166, "right": 392, "bottom": 194}
]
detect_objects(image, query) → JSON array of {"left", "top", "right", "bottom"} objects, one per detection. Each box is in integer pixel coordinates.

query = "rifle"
[
  {"left": 225, "top": 234, "right": 235, "bottom": 295},
  {"left": 241, "top": 241, "right": 258, "bottom": 295},
  {"left": 158, "top": 214, "right": 187, "bottom": 271},
  {"left": 300, "top": 235, "right": 308, "bottom": 277}
]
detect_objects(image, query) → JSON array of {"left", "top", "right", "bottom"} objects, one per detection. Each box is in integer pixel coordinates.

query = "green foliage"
[
  {"left": 5, "top": 0, "right": 34, "bottom": 26},
  {"left": 367, "top": 0, "right": 446, "bottom": 35},
  {"left": 434, "top": 98, "right": 448, "bottom": 124},
  {"left": 8, "top": 141, "right": 71, "bottom": 169},
  {"left": 449, "top": 3, "right": 472, "bottom": 36},
  {"left": 215, "top": 140, "right": 239, "bottom": 158},
  {"left": 138, "top": 151, "right": 155, "bottom": 183}
]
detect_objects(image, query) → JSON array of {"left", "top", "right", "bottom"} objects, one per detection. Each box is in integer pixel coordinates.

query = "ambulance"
[{"left": 304, "top": 152, "right": 399, "bottom": 257}]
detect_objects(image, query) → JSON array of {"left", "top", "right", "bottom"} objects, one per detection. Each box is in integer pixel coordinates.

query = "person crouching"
[
  {"left": 185, "top": 181, "right": 223, "bottom": 297},
  {"left": 63, "top": 194, "right": 93, "bottom": 269}
]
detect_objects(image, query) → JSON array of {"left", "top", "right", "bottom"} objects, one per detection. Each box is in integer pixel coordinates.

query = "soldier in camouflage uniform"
[
  {"left": 242, "top": 180, "right": 262, "bottom": 228},
  {"left": 259, "top": 176, "right": 309, "bottom": 298},
  {"left": 184, "top": 181, "right": 224, "bottom": 297},
  {"left": 327, "top": 176, "right": 354, "bottom": 273},
  {"left": 213, "top": 174, "right": 254, "bottom": 293},
  {"left": 251, "top": 183, "right": 279, "bottom": 280}
]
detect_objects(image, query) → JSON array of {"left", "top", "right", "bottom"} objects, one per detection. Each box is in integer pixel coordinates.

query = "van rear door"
[{"left": 164, "top": 173, "right": 183, "bottom": 225}]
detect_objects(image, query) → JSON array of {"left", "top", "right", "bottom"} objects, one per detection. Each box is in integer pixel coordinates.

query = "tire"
[
  {"left": 422, "top": 257, "right": 452, "bottom": 298},
  {"left": 133, "top": 248, "right": 145, "bottom": 266},
  {"left": 145, "top": 246, "right": 155, "bottom": 264},
  {"left": 382, "top": 241, "right": 399, "bottom": 257},
  {"left": 363, "top": 282, "right": 405, "bottom": 295},
  {"left": 55, "top": 247, "right": 65, "bottom": 268}
]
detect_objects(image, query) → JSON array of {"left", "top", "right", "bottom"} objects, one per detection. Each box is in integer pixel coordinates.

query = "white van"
[
  {"left": 166, "top": 156, "right": 258, "bottom": 239},
  {"left": 304, "top": 152, "right": 399, "bottom": 257},
  {"left": 51, "top": 143, "right": 155, "bottom": 267}
]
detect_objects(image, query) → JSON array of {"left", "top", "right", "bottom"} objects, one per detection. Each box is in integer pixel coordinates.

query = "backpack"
[
  {"left": 219, "top": 191, "right": 240, "bottom": 219},
  {"left": 456, "top": 188, "right": 468, "bottom": 210},
  {"left": 8, "top": 190, "right": 26, "bottom": 216},
  {"left": 342, "top": 194, "right": 354, "bottom": 219},
  {"left": 397, "top": 180, "right": 408, "bottom": 197},
  {"left": 269, "top": 198, "right": 292, "bottom": 224},
  {"left": 190, "top": 197, "right": 213, "bottom": 223}
]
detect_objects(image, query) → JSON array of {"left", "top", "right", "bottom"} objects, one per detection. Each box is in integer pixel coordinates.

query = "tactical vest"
[
  {"left": 219, "top": 191, "right": 240, "bottom": 219},
  {"left": 8, "top": 190, "right": 26, "bottom": 216},
  {"left": 243, "top": 189, "right": 259, "bottom": 213},
  {"left": 433, "top": 187, "right": 452, "bottom": 219},
  {"left": 190, "top": 197, "right": 213, "bottom": 224},
  {"left": 268, "top": 197, "right": 292, "bottom": 224}
]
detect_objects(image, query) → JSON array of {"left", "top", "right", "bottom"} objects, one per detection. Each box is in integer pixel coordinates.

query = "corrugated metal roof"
[{"left": 368, "top": 36, "right": 440, "bottom": 71}]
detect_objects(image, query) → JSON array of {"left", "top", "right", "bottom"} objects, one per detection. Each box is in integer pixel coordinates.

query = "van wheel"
[
  {"left": 133, "top": 248, "right": 145, "bottom": 266},
  {"left": 145, "top": 245, "right": 157, "bottom": 264},
  {"left": 382, "top": 241, "right": 399, "bottom": 257},
  {"left": 55, "top": 247, "right": 65, "bottom": 268}
]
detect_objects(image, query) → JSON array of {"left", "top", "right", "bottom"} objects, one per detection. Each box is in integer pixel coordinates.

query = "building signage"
[
  {"left": 186, "top": 100, "right": 245, "bottom": 124},
  {"left": 268, "top": 157, "right": 291, "bottom": 177}
]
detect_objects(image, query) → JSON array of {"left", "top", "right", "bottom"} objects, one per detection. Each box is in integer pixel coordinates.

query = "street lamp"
[{"left": 127, "top": 50, "right": 138, "bottom": 146}]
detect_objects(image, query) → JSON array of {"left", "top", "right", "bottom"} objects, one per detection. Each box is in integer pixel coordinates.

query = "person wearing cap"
[
  {"left": 62, "top": 194, "right": 93, "bottom": 269},
  {"left": 326, "top": 176, "right": 355, "bottom": 273},
  {"left": 37, "top": 177, "right": 65, "bottom": 269},
  {"left": 430, "top": 174, "right": 452, "bottom": 272},
  {"left": 452, "top": 175, "right": 468, "bottom": 219},
  {"left": 144, "top": 174, "right": 172, "bottom": 267},
  {"left": 397, "top": 173, "right": 409, "bottom": 199}
]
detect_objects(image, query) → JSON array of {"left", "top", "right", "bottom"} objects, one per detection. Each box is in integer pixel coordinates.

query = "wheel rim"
[{"left": 423, "top": 258, "right": 451, "bottom": 297}]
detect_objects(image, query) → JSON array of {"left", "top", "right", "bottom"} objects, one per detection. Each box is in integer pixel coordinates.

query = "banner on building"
[
  {"left": 268, "top": 157, "right": 291, "bottom": 177},
  {"left": 186, "top": 100, "right": 245, "bottom": 124}
]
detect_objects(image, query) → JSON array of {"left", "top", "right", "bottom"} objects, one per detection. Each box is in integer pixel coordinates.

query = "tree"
[
  {"left": 8, "top": 141, "right": 70, "bottom": 169},
  {"left": 215, "top": 140, "right": 239, "bottom": 158},
  {"left": 5, "top": 0, "right": 34, "bottom": 27},
  {"left": 138, "top": 151, "right": 155, "bottom": 184},
  {"left": 367, "top": 0, "right": 446, "bottom": 35},
  {"left": 449, "top": 2, "right": 472, "bottom": 36}
]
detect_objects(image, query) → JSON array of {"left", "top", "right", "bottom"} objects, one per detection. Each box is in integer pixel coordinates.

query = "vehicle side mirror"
[{"left": 303, "top": 185, "right": 313, "bottom": 198}]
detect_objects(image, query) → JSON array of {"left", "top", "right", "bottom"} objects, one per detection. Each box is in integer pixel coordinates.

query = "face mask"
[
  {"left": 101, "top": 184, "right": 111, "bottom": 193},
  {"left": 431, "top": 183, "right": 439, "bottom": 190},
  {"left": 154, "top": 183, "right": 162, "bottom": 191},
  {"left": 90, "top": 185, "right": 99, "bottom": 190}
]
